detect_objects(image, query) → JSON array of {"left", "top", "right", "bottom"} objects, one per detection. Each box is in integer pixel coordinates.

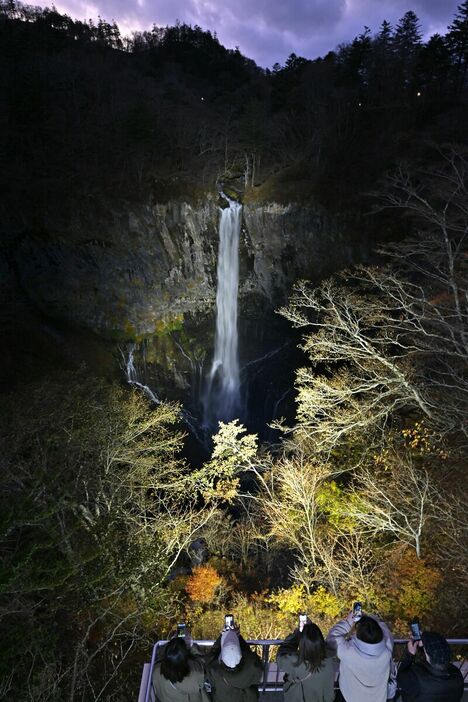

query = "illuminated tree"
[
  {"left": 348, "top": 434, "right": 441, "bottom": 558},
  {"left": 281, "top": 148, "right": 468, "bottom": 454},
  {"left": 0, "top": 373, "right": 231, "bottom": 701},
  {"left": 185, "top": 565, "right": 224, "bottom": 604}
]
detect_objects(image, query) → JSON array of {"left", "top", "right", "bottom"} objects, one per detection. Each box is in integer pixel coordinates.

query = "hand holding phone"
[
  {"left": 299, "top": 614, "right": 307, "bottom": 632},
  {"left": 410, "top": 617, "right": 421, "bottom": 641}
]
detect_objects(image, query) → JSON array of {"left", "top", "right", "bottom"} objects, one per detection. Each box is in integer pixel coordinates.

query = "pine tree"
[
  {"left": 417, "top": 34, "right": 451, "bottom": 99},
  {"left": 394, "top": 10, "right": 422, "bottom": 56},
  {"left": 338, "top": 26, "right": 372, "bottom": 89},
  {"left": 377, "top": 19, "right": 393, "bottom": 50},
  {"left": 393, "top": 11, "right": 423, "bottom": 89},
  {"left": 446, "top": 0, "right": 468, "bottom": 94},
  {"left": 371, "top": 19, "right": 394, "bottom": 99}
]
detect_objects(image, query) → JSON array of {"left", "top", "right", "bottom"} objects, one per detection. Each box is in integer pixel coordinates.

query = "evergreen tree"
[
  {"left": 371, "top": 20, "right": 394, "bottom": 101},
  {"left": 446, "top": 0, "right": 468, "bottom": 94},
  {"left": 394, "top": 10, "right": 422, "bottom": 54},
  {"left": 284, "top": 52, "right": 309, "bottom": 72},
  {"left": 378, "top": 19, "right": 393, "bottom": 47},
  {"left": 338, "top": 26, "right": 372, "bottom": 89},
  {"left": 393, "top": 11, "right": 423, "bottom": 89},
  {"left": 417, "top": 34, "right": 451, "bottom": 99}
]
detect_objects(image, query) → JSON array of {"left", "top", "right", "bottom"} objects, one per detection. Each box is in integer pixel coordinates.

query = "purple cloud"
[{"left": 50, "top": 0, "right": 462, "bottom": 66}]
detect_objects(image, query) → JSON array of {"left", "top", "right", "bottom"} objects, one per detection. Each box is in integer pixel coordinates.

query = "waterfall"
[
  {"left": 124, "top": 343, "right": 160, "bottom": 404},
  {"left": 203, "top": 197, "right": 242, "bottom": 427},
  {"left": 123, "top": 344, "right": 208, "bottom": 444}
]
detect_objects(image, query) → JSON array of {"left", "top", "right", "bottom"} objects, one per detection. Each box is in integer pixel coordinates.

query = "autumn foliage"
[{"left": 185, "top": 565, "right": 224, "bottom": 603}]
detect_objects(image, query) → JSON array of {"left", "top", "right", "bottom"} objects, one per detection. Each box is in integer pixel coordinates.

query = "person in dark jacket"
[
  {"left": 277, "top": 621, "right": 335, "bottom": 702},
  {"left": 206, "top": 624, "right": 263, "bottom": 702},
  {"left": 397, "top": 631, "right": 464, "bottom": 702},
  {"left": 152, "top": 636, "right": 210, "bottom": 702}
]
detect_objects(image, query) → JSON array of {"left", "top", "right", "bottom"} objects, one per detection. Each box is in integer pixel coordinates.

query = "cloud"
[{"left": 51, "top": 0, "right": 461, "bottom": 67}]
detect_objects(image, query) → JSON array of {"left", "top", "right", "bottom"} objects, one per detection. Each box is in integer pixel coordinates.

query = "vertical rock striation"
[{"left": 10, "top": 197, "right": 361, "bottom": 337}]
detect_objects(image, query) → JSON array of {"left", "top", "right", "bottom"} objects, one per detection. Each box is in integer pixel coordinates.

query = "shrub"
[{"left": 185, "top": 565, "right": 224, "bottom": 604}]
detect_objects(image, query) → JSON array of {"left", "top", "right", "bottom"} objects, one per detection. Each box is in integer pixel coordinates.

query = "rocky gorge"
[
  {"left": 11, "top": 195, "right": 360, "bottom": 337},
  {"left": 2, "top": 189, "right": 370, "bottom": 446}
]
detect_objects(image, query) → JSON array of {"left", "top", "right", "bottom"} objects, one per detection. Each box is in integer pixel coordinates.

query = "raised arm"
[{"left": 326, "top": 615, "right": 353, "bottom": 653}]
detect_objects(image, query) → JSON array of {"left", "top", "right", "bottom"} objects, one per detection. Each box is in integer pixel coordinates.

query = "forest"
[{"left": 1, "top": 1, "right": 468, "bottom": 700}]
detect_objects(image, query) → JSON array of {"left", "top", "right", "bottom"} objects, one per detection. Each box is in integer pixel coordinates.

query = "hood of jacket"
[{"left": 353, "top": 637, "right": 388, "bottom": 658}]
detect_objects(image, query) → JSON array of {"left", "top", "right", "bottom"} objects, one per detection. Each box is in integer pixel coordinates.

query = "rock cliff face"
[
  {"left": 242, "top": 203, "right": 354, "bottom": 305},
  {"left": 12, "top": 196, "right": 358, "bottom": 337},
  {"left": 13, "top": 199, "right": 218, "bottom": 337}
]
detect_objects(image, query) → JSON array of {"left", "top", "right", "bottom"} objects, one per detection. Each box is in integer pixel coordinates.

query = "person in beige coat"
[
  {"left": 152, "top": 637, "right": 210, "bottom": 702},
  {"left": 326, "top": 612, "right": 393, "bottom": 702}
]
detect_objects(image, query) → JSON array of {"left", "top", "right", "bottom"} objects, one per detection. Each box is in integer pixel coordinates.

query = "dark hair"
[
  {"left": 160, "top": 638, "right": 191, "bottom": 683},
  {"left": 356, "top": 616, "right": 383, "bottom": 644},
  {"left": 297, "top": 623, "right": 327, "bottom": 672}
]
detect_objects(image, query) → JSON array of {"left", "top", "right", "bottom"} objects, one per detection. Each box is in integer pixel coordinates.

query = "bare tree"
[
  {"left": 281, "top": 147, "right": 468, "bottom": 453},
  {"left": 347, "top": 443, "right": 440, "bottom": 558}
]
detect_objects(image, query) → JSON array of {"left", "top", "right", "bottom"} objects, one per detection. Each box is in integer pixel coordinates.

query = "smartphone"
[
  {"left": 224, "top": 614, "right": 234, "bottom": 629},
  {"left": 177, "top": 623, "right": 186, "bottom": 638},
  {"left": 410, "top": 617, "right": 421, "bottom": 641},
  {"left": 299, "top": 614, "right": 307, "bottom": 632},
  {"left": 353, "top": 602, "right": 362, "bottom": 620}
]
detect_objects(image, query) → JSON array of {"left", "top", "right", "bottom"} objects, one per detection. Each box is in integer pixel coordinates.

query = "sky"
[{"left": 49, "top": 0, "right": 461, "bottom": 67}]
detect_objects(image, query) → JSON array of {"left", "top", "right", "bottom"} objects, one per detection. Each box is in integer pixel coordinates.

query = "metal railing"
[{"left": 138, "top": 638, "right": 468, "bottom": 702}]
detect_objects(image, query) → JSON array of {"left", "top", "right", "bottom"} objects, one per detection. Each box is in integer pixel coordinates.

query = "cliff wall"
[{"left": 10, "top": 196, "right": 358, "bottom": 337}]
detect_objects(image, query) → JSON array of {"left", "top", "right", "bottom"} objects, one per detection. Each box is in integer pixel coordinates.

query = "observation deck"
[{"left": 138, "top": 638, "right": 468, "bottom": 701}]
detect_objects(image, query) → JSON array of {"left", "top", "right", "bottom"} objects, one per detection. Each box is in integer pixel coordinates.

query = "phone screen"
[
  {"left": 299, "top": 614, "right": 307, "bottom": 632},
  {"left": 177, "top": 623, "right": 186, "bottom": 638},
  {"left": 353, "top": 602, "right": 362, "bottom": 619},
  {"left": 410, "top": 621, "right": 421, "bottom": 640},
  {"left": 225, "top": 614, "right": 234, "bottom": 629}
]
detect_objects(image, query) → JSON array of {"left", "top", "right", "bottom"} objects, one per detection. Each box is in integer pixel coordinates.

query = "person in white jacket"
[{"left": 326, "top": 612, "right": 393, "bottom": 702}]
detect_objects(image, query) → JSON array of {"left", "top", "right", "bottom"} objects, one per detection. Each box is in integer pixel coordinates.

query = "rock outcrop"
[{"left": 11, "top": 195, "right": 359, "bottom": 337}]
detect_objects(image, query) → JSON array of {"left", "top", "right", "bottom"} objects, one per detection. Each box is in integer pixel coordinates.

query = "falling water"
[
  {"left": 124, "top": 343, "right": 160, "bottom": 404},
  {"left": 124, "top": 343, "right": 208, "bottom": 444},
  {"left": 203, "top": 197, "right": 242, "bottom": 427}
]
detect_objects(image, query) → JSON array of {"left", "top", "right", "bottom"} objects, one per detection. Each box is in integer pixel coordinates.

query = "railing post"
[
  {"left": 262, "top": 643, "right": 270, "bottom": 695},
  {"left": 144, "top": 641, "right": 160, "bottom": 702}
]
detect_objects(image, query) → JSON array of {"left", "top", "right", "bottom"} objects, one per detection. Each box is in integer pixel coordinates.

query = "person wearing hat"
[
  {"left": 397, "top": 631, "right": 464, "bottom": 702},
  {"left": 326, "top": 611, "right": 393, "bottom": 702},
  {"left": 206, "top": 622, "right": 263, "bottom": 701}
]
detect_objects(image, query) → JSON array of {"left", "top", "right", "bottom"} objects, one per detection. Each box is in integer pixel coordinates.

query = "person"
[
  {"left": 276, "top": 621, "right": 335, "bottom": 702},
  {"left": 206, "top": 622, "right": 263, "bottom": 701},
  {"left": 397, "top": 631, "right": 464, "bottom": 702},
  {"left": 326, "top": 611, "right": 393, "bottom": 702},
  {"left": 152, "top": 636, "right": 210, "bottom": 702}
]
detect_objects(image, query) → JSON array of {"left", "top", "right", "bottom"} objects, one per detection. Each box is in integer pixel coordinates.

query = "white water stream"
[
  {"left": 125, "top": 344, "right": 160, "bottom": 404},
  {"left": 203, "top": 197, "right": 242, "bottom": 427}
]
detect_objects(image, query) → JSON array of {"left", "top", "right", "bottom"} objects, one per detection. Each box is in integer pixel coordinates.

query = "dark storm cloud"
[
  {"left": 239, "top": 0, "right": 346, "bottom": 34},
  {"left": 52, "top": 0, "right": 462, "bottom": 67}
]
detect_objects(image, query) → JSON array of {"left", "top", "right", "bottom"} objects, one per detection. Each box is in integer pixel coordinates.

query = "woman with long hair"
[
  {"left": 152, "top": 637, "right": 210, "bottom": 702},
  {"left": 277, "top": 621, "right": 335, "bottom": 702}
]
